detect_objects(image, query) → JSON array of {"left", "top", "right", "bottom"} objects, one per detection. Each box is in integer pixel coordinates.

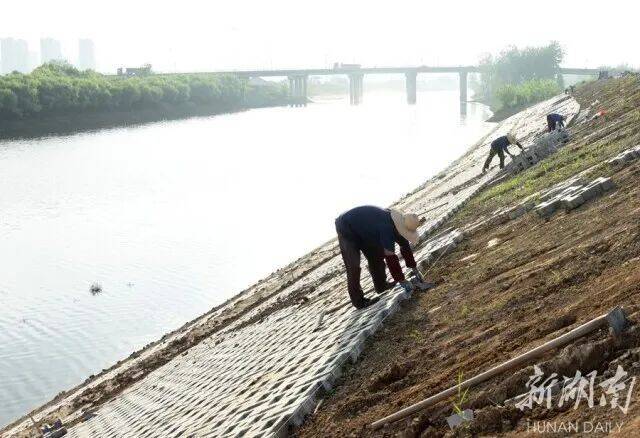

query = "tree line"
[
  {"left": 0, "top": 62, "right": 289, "bottom": 120},
  {"left": 474, "top": 42, "right": 564, "bottom": 111}
]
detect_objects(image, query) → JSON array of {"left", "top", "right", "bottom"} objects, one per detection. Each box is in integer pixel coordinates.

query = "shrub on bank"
[
  {"left": 0, "top": 62, "right": 288, "bottom": 120},
  {"left": 495, "top": 79, "right": 561, "bottom": 111}
]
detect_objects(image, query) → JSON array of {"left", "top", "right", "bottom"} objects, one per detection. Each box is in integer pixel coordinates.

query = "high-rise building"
[
  {"left": 1, "top": 38, "right": 30, "bottom": 74},
  {"left": 78, "top": 39, "right": 96, "bottom": 70},
  {"left": 40, "top": 38, "right": 64, "bottom": 64},
  {"left": 28, "top": 51, "right": 39, "bottom": 71}
]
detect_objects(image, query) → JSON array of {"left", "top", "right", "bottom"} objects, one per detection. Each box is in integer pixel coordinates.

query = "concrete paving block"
[
  {"left": 521, "top": 200, "right": 536, "bottom": 212},
  {"left": 534, "top": 200, "right": 558, "bottom": 218},
  {"left": 346, "top": 338, "right": 365, "bottom": 363},
  {"left": 592, "top": 176, "right": 615, "bottom": 192},
  {"left": 507, "top": 205, "right": 526, "bottom": 220},
  {"left": 562, "top": 193, "right": 585, "bottom": 211},
  {"left": 451, "top": 230, "right": 465, "bottom": 243},
  {"left": 490, "top": 211, "right": 510, "bottom": 225},
  {"left": 579, "top": 185, "right": 600, "bottom": 201},
  {"left": 608, "top": 157, "right": 624, "bottom": 167}
]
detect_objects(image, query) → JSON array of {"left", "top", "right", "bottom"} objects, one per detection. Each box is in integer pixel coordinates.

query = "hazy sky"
[{"left": 2, "top": 0, "right": 638, "bottom": 73}]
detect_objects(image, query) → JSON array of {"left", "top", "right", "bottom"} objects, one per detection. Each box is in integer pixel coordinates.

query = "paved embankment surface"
[{"left": 3, "top": 95, "right": 579, "bottom": 438}]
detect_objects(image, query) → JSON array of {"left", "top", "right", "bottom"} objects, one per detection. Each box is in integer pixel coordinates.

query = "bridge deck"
[{"left": 155, "top": 66, "right": 603, "bottom": 78}]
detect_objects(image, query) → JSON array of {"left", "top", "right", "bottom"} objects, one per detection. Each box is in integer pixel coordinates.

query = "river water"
[{"left": 0, "top": 90, "right": 492, "bottom": 427}]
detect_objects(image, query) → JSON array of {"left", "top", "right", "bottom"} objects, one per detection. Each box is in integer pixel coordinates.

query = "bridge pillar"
[
  {"left": 295, "top": 76, "right": 302, "bottom": 106},
  {"left": 301, "top": 75, "right": 308, "bottom": 106},
  {"left": 288, "top": 76, "right": 308, "bottom": 106},
  {"left": 349, "top": 74, "right": 363, "bottom": 105},
  {"left": 405, "top": 71, "right": 417, "bottom": 105},
  {"left": 459, "top": 71, "right": 468, "bottom": 103},
  {"left": 288, "top": 76, "right": 297, "bottom": 106}
]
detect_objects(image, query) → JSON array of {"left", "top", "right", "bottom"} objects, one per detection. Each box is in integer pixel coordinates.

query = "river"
[{"left": 0, "top": 90, "right": 492, "bottom": 427}]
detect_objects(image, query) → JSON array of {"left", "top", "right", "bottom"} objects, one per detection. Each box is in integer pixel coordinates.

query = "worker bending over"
[
  {"left": 546, "top": 113, "right": 566, "bottom": 132},
  {"left": 482, "top": 133, "right": 523, "bottom": 173},
  {"left": 335, "top": 206, "right": 429, "bottom": 309}
]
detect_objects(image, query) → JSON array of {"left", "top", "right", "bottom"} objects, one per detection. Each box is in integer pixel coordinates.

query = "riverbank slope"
[
  {"left": 1, "top": 89, "right": 577, "bottom": 436},
  {"left": 4, "top": 77, "right": 638, "bottom": 437},
  {"left": 296, "top": 77, "right": 640, "bottom": 436}
]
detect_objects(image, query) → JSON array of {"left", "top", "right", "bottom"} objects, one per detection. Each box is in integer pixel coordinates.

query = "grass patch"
[{"left": 465, "top": 112, "right": 640, "bottom": 215}]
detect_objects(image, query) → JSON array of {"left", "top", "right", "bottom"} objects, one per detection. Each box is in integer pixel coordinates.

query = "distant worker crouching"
[
  {"left": 546, "top": 113, "right": 566, "bottom": 132},
  {"left": 482, "top": 133, "right": 523, "bottom": 173},
  {"left": 335, "top": 206, "right": 431, "bottom": 309}
]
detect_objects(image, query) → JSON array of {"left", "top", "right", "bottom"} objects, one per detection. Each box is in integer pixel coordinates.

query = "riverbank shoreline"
[
  {"left": 486, "top": 101, "right": 536, "bottom": 122},
  {"left": 297, "top": 77, "right": 640, "bottom": 437},
  {"left": 1, "top": 90, "right": 575, "bottom": 436},
  {"left": 0, "top": 101, "right": 289, "bottom": 141}
]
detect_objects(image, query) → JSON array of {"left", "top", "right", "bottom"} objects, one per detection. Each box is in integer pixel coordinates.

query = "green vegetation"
[
  {"left": 452, "top": 371, "right": 470, "bottom": 415},
  {"left": 494, "top": 78, "right": 561, "bottom": 112},
  {"left": 0, "top": 62, "right": 288, "bottom": 120},
  {"left": 467, "top": 77, "right": 640, "bottom": 213},
  {"left": 475, "top": 42, "right": 564, "bottom": 111}
]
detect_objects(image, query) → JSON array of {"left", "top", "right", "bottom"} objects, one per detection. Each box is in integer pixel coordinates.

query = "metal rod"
[{"left": 370, "top": 309, "right": 619, "bottom": 429}]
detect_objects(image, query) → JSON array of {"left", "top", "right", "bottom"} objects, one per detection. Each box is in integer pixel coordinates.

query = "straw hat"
[
  {"left": 506, "top": 133, "right": 518, "bottom": 144},
  {"left": 390, "top": 209, "right": 420, "bottom": 246}
]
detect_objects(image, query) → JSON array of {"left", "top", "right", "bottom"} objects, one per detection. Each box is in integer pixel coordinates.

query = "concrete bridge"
[{"left": 206, "top": 66, "right": 606, "bottom": 106}]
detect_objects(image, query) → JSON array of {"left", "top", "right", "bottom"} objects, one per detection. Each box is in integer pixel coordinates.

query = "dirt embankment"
[{"left": 296, "top": 78, "right": 640, "bottom": 437}]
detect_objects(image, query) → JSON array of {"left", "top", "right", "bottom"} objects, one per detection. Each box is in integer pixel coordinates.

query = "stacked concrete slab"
[
  {"left": 47, "top": 95, "right": 580, "bottom": 438},
  {"left": 608, "top": 145, "right": 640, "bottom": 169},
  {"left": 534, "top": 176, "right": 615, "bottom": 218},
  {"left": 505, "top": 128, "right": 571, "bottom": 174}
]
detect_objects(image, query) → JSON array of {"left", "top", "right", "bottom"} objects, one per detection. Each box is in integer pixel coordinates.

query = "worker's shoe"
[
  {"left": 376, "top": 281, "right": 397, "bottom": 294},
  {"left": 354, "top": 296, "right": 380, "bottom": 310}
]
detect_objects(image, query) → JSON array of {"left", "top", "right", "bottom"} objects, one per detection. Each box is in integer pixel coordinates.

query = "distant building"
[
  {"left": 78, "top": 39, "right": 96, "bottom": 70},
  {"left": 1, "top": 38, "right": 30, "bottom": 74},
  {"left": 28, "top": 51, "right": 39, "bottom": 71},
  {"left": 117, "top": 64, "right": 152, "bottom": 77},
  {"left": 333, "top": 62, "right": 361, "bottom": 70},
  {"left": 40, "top": 38, "right": 64, "bottom": 64}
]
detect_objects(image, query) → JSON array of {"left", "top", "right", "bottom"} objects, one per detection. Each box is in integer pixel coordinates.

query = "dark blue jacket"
[
  {"left": 490, "top": 135, "right": 511, "bottom": 152},
  {"left": 335, "top": 205, "right": 409, "bottom": 252}
]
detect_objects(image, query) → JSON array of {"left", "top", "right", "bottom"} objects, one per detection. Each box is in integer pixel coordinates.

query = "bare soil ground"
[{"left": 295, "top": 78, "right": 640, "bottom": 437}]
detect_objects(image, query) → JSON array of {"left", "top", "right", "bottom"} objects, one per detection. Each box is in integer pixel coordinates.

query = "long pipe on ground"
[{"left": 370, "top": 307, "right": 626, "bottom": 429}]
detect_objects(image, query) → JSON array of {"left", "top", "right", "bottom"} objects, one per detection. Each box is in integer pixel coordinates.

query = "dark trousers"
[
  {"left": 336, "top": 221, "right": 388, "bottom": 306},
  {"left": 547, "top": 115, "right": 557, "bottom": 132},
  {"left": 483, "top": 145, "right": 506, "bottom": 170}
]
